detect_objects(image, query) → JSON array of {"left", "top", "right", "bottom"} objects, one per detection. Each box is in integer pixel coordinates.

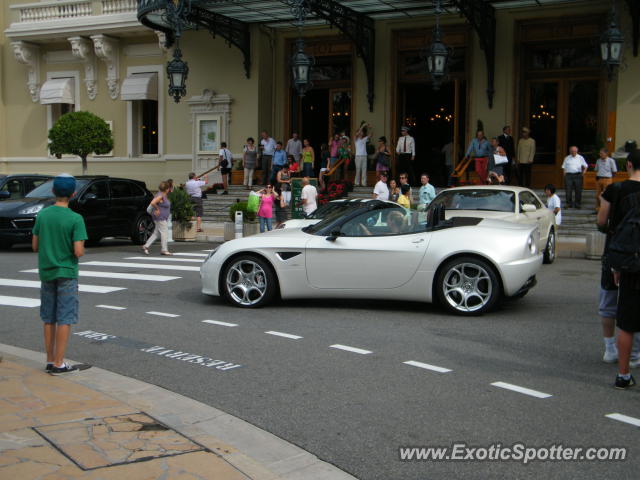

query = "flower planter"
[
  {"left": 172, "top": 222, "right": 196, "bottom": 242},
  {"left": 223, "top": 221, "right": 260, "bottom": 241}
]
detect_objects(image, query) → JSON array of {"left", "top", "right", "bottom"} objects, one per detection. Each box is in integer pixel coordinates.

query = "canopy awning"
[
  {"left": 40, "top": 78, "right": 74, "bottom": 105},
  {"left": 120, "top": 73, "right": 158, "bottom": 101}
]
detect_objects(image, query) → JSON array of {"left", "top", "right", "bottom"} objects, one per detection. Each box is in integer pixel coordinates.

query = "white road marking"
[
  {"left": 125, "top": 256, "right": 204, "bottom": 263},
  {"left": 606, "top": 413, "right": 640, "bottom": 427},
  {"left": 491, "top": 381, "right": 552, "bottom": 399},
  {"left": 202, "top": 320, "right": 238, "bottom": 327},
  {"left": 79, "top": 261, "right": 200, "bottom": 272},
  {"left": 0, "top": 295, "right": 40, "bottom": 307},
  {"left": 202, "top": 249, "right": 215, "bottom": 252},
  {"left": 403, "top": 360, "right": 452, "bottom": 373},
  {"left": 22, "top": 269, "right": 180, "bottom": 282},
  {"left": 174, "top": 253, "right": 209, "bottom": 257},
  {"left": 0, "top": 278, "right": 125, "bottom": 294},
  {"left": 265, "top": 331, "right": 303, "bottom": 340},
  {"left": 329, "top": 344, "right": 372, "bottom": 355},
  {"left": 146, "top": 311, "right": 181, "bottom": 318},
  {"left": 96, "top": 305, "right": 127, "bottom": 310}
]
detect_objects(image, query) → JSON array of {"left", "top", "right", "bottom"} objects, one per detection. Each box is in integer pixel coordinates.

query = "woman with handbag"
[
  {"left": 243, "top": 137, "right": 258, "bottom": 189},
  {"left": 142, "top": 181, "right": 171, "bottom": 256}
]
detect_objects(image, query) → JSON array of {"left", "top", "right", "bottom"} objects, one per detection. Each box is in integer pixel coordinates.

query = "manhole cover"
[{"left": 34, "top": 412, "right": 203, "bottom": 470}]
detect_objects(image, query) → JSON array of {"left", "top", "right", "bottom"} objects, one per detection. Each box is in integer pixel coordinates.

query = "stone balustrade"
[{"left": 13, "top": 0, "right": 137, "bottom": 23}]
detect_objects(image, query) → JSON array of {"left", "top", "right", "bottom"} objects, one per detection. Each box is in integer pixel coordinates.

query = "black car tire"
[
  {"left": 131, "top": 214, "right": 154, "bottom": 245},
  {"left": 436, "top": 256, "right": 501, "bottom": 316},
  {"left": 221, "top": 255, "right": 277, "bottom": 308},
  {"left": 543, "top": 228, "right": 556, "bottom": 264}
]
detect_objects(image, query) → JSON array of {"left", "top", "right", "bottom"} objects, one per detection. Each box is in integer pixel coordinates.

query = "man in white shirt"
[
  {"left": 395, "top": 126, "right": 415, "bottom": 185},
  {"left": 561, "top": 145, "right": 588, "bottom": 209},
  {"left": 301, "top": 176, "right": 318, "bottom": 216},
  {"left": 373, "top": 171, "right": 389, "bottom": 201},
  {"left": 260, "top": 131, "right": 277, "bottom": 186},
  {"left": 354, "top": 122, "right": 372, "bottom": 187},
  {"left": 218, "top": 142, "right": 232, "bottom": 195},
  {"left": 594, "top": 148, "right": 618, "bottom": 212},
  {"left": 185, "top": 172, "right": 208, "bottom": 232},
  {"left": 285, "top": 132, "right": 302, "bottom": 163}
]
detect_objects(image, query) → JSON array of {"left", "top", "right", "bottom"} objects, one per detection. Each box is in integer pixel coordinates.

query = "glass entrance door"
[{"left": 524, "top": 78, "right": 601, "bottom": 187}]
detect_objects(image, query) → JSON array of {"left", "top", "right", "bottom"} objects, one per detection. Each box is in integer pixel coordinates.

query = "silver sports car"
[{"left": 201, "top": 201, "right": 542, "bottom": 316}]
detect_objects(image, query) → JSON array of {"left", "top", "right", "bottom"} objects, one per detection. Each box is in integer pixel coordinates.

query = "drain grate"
[{"left": 34, "top": 412, "right": 203, "bottom": 470}]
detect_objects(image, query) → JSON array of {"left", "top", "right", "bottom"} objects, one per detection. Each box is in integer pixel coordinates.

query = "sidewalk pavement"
[{"left": 0, "top": 344, "right": 356, "bottom": 480}]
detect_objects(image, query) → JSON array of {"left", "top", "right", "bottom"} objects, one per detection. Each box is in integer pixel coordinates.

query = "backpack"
[{"left": 607, "top": 192, "right": 640, "bottom": 273}]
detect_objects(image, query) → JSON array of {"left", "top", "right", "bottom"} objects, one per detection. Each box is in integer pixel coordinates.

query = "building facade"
[{"left": 1, "top": 0, "right": 639, "bottom": 188}]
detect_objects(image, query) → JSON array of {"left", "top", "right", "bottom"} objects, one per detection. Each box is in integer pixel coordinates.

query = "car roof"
[
  {"left": 438, "top": 185, "right": 533, "bottom": 194},
  {"left": 0, "top": 174, "right": 53, "bottom": 179}
]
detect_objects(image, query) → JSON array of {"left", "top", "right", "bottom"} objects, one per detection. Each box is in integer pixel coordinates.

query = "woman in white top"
[{"left": 243, "top": 137, "right": 258, "bottom": 189}]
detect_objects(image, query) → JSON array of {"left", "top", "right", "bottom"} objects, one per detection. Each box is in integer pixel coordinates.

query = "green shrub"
[
  {"left": 229, "top": 201, "right": 256, "bottom": 223},
  {"left": 168, "top": 187, "right": 194, "bottom": 227}
]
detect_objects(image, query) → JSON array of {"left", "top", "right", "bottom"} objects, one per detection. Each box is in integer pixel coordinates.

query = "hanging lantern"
[
  {"left": 167, "top": 47, "right": 189, "bottom": 103},
  {"left": 600, "top": 6, "right": 624, "bottom": 80},
  {"left": 290, "top": 38, "right": 314, "bottom": 97},
  {"left": 425, "top": 0, "right": 450, "bottom": 90}
]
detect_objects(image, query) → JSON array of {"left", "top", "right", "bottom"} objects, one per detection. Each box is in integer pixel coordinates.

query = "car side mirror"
[
  {"left": 0, "top": 191, "right": 10, "bottom": 200},
  {"left": 326, "top": 230, "right": 342, "bottom": 242},
  {"left": 521, "top": 203, "right": 536, "bottom": 213},
  {"left": 80, "top": 193, "right": 97, "bottom": 205}
]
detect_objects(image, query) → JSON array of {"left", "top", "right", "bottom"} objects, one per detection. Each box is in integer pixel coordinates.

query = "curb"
[{"left": 0, "top": 343, "right": 357, "bottom": 480}]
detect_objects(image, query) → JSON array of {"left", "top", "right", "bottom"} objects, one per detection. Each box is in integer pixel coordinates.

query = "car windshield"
[
  {"left": 304, "top": 204, "right": 372, "bottom": 234},
  {"left": 26, "top": 179, "right": 89, "bottom": 198},
  {"left": 306, "top": 201, "right": 356, "bottom": 219},
  {"left": 431, "top": 189, "right": 515, "bottom": 213}
]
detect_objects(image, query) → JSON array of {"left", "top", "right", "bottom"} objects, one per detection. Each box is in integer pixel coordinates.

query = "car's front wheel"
[
  {"left": 543, "top": 228, "right": 556, "bottom": 264},
  {"left": 436, "top": 256, "right": 501, "bottom": 316},
  {"left": 131, "top": 215, "right": 154, "bottom": 245},
  {"left": 221, "top": 255, "right": 277, "bottom": 308}
]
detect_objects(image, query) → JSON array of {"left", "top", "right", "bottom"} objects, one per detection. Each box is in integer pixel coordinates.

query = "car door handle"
[{"left": 412, "top": 238, "right": 424, "bottom": 244}]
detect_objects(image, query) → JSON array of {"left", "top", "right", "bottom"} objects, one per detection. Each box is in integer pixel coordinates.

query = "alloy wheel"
[
  {"left": 225, "top": 259, "right": 268, "bottom": 306},
  {"left": 442, "top": 262, "right": 493, "bottom": 313}
]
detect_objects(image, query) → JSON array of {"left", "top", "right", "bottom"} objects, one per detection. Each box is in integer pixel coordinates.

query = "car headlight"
[
  {"left": 19, "top": 204, "right": 44, "bottom": 215},
  {"left": 527, "top": 234, "right": 537, "bottom": 255}
]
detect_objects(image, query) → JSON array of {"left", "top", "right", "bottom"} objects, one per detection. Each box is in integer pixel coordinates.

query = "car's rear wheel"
[
  {"left": 436, "top": 256, "right": 501, "bottom": 316},
  {"left": 543, "top": 228, "right": 556, "bottom": 264},
  {"left": 221, "top": 255, "right": 276, "bottom": 308},
  {"left": 131, "top": 215, "right": 154, "bottom": 245}
]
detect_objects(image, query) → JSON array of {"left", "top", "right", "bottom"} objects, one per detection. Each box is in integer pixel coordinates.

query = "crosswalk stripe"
[
  {"left": 22, "top": 269, "right": 180, "bottom": 282},
  {"left": 174, "top": 253, "right": 209, "bottom": 257},
  {"left": 79, "top": 261, "right": 200, "bottom": 272},
  {"left": 96, "top": 305, "right": 127, "bottom": 310},
  {"left": 0, "top": 295, "right": 40, "bottom": 307},
  {"left": 0, "top": 278, "right": 125, "bottom": 294},
  {"left": 125, "top": 256, "right": 204, "bottom": 263},
  {"left": 146, "top": 311, "right": 180, "bottom": 318}
]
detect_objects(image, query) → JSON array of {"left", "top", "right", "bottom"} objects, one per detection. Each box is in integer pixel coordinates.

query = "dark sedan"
[{"left": 0, "top": 176, "right": 154, "bottom": 249}]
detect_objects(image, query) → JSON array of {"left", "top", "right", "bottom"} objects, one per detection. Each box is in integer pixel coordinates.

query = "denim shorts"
[
  {"left": 40, "top": 278, "right": 79, "bottom": 325},
  {"left": 598, "top": 287, "right": 618, "bottom": 319}
]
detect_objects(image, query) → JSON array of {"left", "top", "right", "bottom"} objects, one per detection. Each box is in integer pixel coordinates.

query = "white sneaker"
[{"left": 603, "top": 349, "right": 618, "bottom": 363}]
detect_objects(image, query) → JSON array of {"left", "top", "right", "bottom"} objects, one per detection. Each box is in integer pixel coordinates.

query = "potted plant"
[
  {"left": 224, "top": 201, "right": 259, "bottom": 241},
  {"left": 168, "top": 187, "right": 196, "bottom": 241}
]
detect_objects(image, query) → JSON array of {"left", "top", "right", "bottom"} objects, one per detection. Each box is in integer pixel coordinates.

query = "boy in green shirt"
[{"left": 32, "top": 174, "right": 88, "bottom": 375}]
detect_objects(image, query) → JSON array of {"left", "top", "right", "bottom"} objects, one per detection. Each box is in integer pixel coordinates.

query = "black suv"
[
  {"left": 0, "top": 176, "right": 154, "bottom": 248},
  {"left": 0, "top": 174, "right": 53, "bottom": 201}
]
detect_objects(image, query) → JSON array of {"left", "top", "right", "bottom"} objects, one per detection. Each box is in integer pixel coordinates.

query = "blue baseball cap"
[{"left": 53, "top": 173, "right": 76, "bottom": 197}]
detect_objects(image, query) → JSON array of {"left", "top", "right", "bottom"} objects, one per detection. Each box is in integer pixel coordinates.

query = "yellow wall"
[{"left": 615, "top": 12, "right": 640, "bottom": 150}]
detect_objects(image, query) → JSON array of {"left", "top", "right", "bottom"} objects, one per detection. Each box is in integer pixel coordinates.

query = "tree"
[{"left": 48, "top": 111, "right": 113, "bottom": 175}]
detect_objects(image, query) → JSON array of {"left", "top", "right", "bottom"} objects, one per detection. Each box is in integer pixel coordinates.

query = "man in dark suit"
[{"left": 498, "top": 125, "right": 516, "bottom": 185}]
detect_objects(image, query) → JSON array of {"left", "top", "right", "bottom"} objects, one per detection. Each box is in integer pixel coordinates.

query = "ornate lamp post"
[
  {"left": 425, "top": 0, "right": 450, "bottom": 90},
  {"left": 165, "top": 0, "right": 192, "bottom": 103},
  {"left": 288, "top": 0, "right": 314, "bottom": 97},
  {"left": 601, "top": 4, "right": 624, "bottom": 80}
]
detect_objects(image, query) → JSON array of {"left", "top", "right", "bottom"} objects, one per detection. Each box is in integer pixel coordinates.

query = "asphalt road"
[{"left": 1, "top": 240, "right": 638, "bottom": 480}]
